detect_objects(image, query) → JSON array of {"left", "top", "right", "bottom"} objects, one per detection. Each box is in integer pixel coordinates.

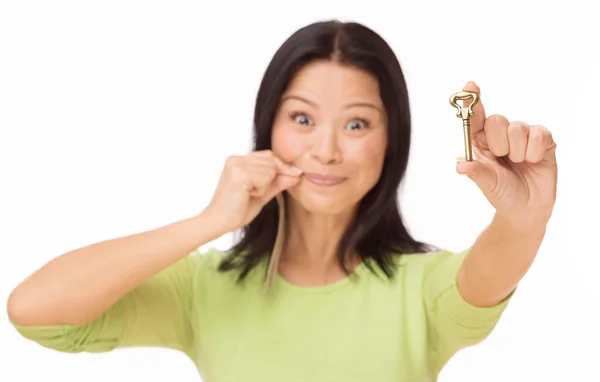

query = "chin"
[{"left": 286, "top": 186, "right": 355, "bottom": 215}]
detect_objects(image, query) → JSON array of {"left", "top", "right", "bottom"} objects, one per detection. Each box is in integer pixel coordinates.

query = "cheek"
[
  {"left": 351, "top": 132, "right": 387, "bottom": 172},
  {"left": 345, "top": 134, "right": 387, "bottom": 193},
  {"left": 271, "top": 124, "right": 305, "bottom": 163}
]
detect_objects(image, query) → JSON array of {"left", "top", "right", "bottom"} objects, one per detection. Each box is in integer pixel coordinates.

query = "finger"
[
  {"left": 270, "top": 155, "right": 303, "bottom": 176},
  {"left": 261, "top": 175, "right": 301, "bottom": 203},
  {"left": 246, "top": 159, "right": 300, "bottom": 198},
  {"left": 251, "top": 150, "right": 303, "bottom": 176},
  {"left": 456, "top": 146, "right": 498, "bottom": 196},
  {"left": 507, "top": 121, "right": 529, "bottom": 163},
  {"left": 473, "top": 145, "right": 503, "bottom": 170},
  {"left": 246, "top": 167, "right": 276, "bottom": 196},
  {"left": 234, "top": 157, "right": 277, "bottom": 193},
  {"left": 525, "top": 125, "right": 553, "bottom": 163},
  {"left": 462, "top": 81, "right": 486, "bottom": 134},
  {"left": 484, "top": 114, "right": 510, "bottom": 157}
]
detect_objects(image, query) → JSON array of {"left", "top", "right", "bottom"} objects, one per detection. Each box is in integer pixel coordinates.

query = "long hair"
[{"left": 218, "top": 20, "right": 433, "bottom": 285}]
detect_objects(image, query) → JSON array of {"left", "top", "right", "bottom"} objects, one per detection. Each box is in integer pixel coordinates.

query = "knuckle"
[
  {"left": 531, "top": 131, "right": 546, "bottom": 144},
  {"left": 535, "top": 125, "right": 552, "bottom": 137},
  {"left": 271, "top": 158, "right": 283, "bottom": 169},
  {"left": 486, "top": 114, "right": 509, "bottom": 126},
  {"left": 508, "top": 120, "right": 527, "bottom": 130},
  {"left": 230, "top": 165, "right": 246, "bottom": 180},
  {"left": 507, "top": 122, "right": 528, "bottom": 136}
]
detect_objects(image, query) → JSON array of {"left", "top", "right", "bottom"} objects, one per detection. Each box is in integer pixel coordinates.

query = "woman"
[{"left": 7, "top": 20, "right": 557, "bottom": 381}]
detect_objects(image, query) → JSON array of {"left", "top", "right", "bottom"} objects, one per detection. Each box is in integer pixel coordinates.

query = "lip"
[{"left": 302, "top": 172, "right": 347, "bottom": 186}]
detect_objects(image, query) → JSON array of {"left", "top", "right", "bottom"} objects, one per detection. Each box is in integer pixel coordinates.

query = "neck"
[{"left": 282, "top": 198, "right": 357, "bottom": 270}]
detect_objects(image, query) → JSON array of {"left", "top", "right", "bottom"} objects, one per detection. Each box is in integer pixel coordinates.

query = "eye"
[
  {"left": 345, "top": 118, "right": 370, "bottom": 131},
  {"left": 290, "top": 112, "right": 313, "bottom": 126}
]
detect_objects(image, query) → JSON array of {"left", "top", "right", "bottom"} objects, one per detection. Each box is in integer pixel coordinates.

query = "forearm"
[
  {"left": 457, "top": 213, "right": 547, "bottom": 307},
  {"left": 7, "top": 211, "right": 226, "bottom": 326}
]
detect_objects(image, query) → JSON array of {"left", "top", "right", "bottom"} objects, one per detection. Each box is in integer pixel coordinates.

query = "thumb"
[
  {"left": 260, "top": 174, "right": 301, "bottom": 204},
  {"left": 456, "top": 159, "right": 497, "bottom": 195}
]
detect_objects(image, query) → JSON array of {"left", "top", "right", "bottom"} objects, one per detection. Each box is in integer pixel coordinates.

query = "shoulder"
[
  {"left": 189, "top": 247, "right": 227, "bottom": 267},
  {"left": 397, "top": 248, "right": 468, "bottom": 268},
  {"left": 392, "top": 247, "right": 470, "bottom": 282},
  {"left": 187, "top": 247, "right": 229, "bottom": 279},
  {"left": 190, "top": 247, "right": 265, "bottom": 288},
  {"left": 355, "top": 249, "right": 469, "bottom": 291}
]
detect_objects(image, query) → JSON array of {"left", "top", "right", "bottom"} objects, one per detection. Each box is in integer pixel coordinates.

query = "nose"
[{"left": 309, "top": 124, "right": 341, "bottom": 165}]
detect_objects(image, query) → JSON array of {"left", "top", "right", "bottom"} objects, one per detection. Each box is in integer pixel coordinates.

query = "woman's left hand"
[{"left": 456, "top": 82, "right": 558, "bottom": 232}]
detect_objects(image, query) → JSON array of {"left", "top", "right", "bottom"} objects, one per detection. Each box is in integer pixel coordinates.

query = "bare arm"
[
  {"left": 457, "top": 213, "right": 547, "bottom": 307},
  {"left": 7, "top": 210, "right": 226, "bottom": 326}
]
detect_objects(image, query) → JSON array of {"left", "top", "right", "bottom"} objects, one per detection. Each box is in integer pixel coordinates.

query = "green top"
[{"left": 10, "top": 247, "right": 512, "bottom": 381}]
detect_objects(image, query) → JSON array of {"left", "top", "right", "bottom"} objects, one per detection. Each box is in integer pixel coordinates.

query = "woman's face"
[{"left": 271, "top": 60, "right": 388, "bottom": 215}]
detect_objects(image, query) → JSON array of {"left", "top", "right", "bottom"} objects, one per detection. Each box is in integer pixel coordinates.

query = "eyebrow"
[{"left": 281, "top": 94, "right": 382, "bottom": 113}]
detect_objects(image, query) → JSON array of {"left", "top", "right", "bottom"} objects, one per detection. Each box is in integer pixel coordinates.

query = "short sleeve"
[
  {"left": 9, "top": 250, "right": 205, "bottom": 356},
  {"left": 423, "top": 248, "right": 514, "bottom": 376}
]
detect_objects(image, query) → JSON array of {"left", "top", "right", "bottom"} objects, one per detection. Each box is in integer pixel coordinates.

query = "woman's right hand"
[{"left": 203, "top": 150, "right": 303, "bottom": 233}]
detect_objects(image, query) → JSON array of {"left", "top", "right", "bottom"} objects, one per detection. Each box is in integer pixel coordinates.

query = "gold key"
[{"left": 449, "top": 91, "right": 479, "bottom": 162}]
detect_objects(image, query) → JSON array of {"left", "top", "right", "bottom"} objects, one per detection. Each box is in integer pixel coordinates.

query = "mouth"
[{"left": 302, "top": 172, "right": 347, "bottom": 187}]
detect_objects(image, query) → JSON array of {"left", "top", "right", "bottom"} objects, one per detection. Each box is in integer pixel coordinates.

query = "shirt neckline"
[{"left": 274, "top": 260, "right": 368, "bottom": 293}]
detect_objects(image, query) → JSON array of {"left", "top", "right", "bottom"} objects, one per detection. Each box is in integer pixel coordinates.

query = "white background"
[{"left": 0, "top": 1, "right": 597, "bottom": 381}]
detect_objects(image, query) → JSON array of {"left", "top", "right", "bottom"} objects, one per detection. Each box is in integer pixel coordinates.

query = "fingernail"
[{"left": 290, "top": 166, "right": 303, "bottom": 174}]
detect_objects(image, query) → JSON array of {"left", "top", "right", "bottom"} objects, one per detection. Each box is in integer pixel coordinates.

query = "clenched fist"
[
  {"left": 456, "top": 82, "right": 558, "bottom": 231},
  {"left": 203, "top": 150, "right": 303, "bottom": 233}
]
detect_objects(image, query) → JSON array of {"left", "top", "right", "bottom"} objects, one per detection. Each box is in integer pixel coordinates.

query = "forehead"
[{"left": 284, "top": 60, "right": 382, "bottom": 105}]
